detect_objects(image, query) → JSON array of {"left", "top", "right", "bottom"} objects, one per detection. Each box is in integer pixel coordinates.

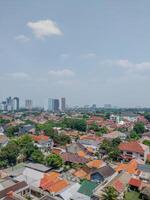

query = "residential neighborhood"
[{"left": 0, "top": 109, "right": 150, "bottom": 200}]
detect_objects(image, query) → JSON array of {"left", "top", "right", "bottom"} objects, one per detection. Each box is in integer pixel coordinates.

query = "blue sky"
[{"left": 1, "top": 0, "right": 150, "bottom": 108}]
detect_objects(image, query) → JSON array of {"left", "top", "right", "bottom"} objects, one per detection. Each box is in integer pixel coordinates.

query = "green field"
[{"left": 124, "top": 191, "right": 140, "bottom": 200}]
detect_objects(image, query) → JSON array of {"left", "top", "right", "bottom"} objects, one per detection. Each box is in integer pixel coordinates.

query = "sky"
[{"left": 1, "top": 0, "right": 150, "bottom": 108}]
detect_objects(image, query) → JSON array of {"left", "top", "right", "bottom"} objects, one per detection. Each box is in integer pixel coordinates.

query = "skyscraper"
[
  {"left": 25, "top": 99, "right": 33, "bottom": 110},
  {"left": 53, "top": 99, "right": 59, "bottom": 112},
  {"left": 13, "top": 97, "right": 19, "bottom": 111},
  {"left": 48, "top": 98, "right": 54, "bottom": 112},
  {"left": 61, "top": 97, "right": 66, "bottom": 112}
]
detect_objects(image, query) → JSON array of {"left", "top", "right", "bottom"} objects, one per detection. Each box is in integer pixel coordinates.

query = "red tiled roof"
[
  {"left": 129, "top": 178, "right": 141, "bottom": 188},
  {"left": 31, "top": 135, "right": 49, "bottom": 142},
  {"left": 119, "top": 141, "right": 145, "bottom": 154},
  {"left": 113, "top": 180, "right": 124, "bottom": 193},
  {"left": 61, "top": 152, "right": 88, "bottom": 164}
]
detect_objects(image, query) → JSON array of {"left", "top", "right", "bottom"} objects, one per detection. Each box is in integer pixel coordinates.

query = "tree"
[
  {"left": 6, "top": 126, "right": 19, "bottom": 137},
  {"left": 62, "top": 118, "right": 86, "bottom": 132},
  {"left": 144, "top": 112, "right": 150, "bottom": 122},
  {"left": 31, "top": 149, "right": 44, "bottom": 163},
  {"left": 143, "top": 140, "right": 150, "bottom": 147},
  {"left": 45, "top": 154, "right": 63, "bottom": 168},
  {"left": 133, "top": 122, "right": 145, "bottom": 135},
  {"left": 36, "top": 121, "right": 54, "bottom": 135},
  {"left": 102, "top": 186, "right": 118, "bottom": 200},
  {"left": 130, "top": 131, "right": 140, "bottom": 140},
  {"left": 0, "top": 141, "right": 20, "bottom": 166}
]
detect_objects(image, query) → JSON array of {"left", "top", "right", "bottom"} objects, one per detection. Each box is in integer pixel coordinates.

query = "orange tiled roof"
[
  {"left": 40, "top": 172, "right": 69, "bottom": 193},
  {"left": 87, "top": 160, "right": 104, "bottom": 169},
  {"left": 115, "top": 159, "right": 138, "bottom": 174},
  {"left": 77, "top": 151, "right": 86, "bottom": 157},
  {"left": 73, "top": 168, "right": 90, "bottom": 180},
  {"left": 48, "top": 179, "right": 69, "bottom": 193}
]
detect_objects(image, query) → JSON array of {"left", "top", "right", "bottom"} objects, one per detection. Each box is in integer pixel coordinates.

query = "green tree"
[
  {"left": 45, "top": 154, "right": 63, "bottom": 168},
  {"left": 31, "top": 149, "right": 44, "bottom": 163},
  {"left": 130, "top": 131, "right": 140, "bottom": 140},
  {"left": 6, "top": 126, "right": 19, "bottom": 137},
  {"left": 133, "top": 122, "right": 145, "bottom": 135},
  {"left": 0, "top": 141, "right": 20, "bottom": 166},
  {"left": 102, "top": 186, "right": 118, "bottom": 200},
  {"left": 143, "top": 140, "right": 150, "bottom": 147},
  {"left": 144, "top": 112, "right": 150, "bottom": 122}
]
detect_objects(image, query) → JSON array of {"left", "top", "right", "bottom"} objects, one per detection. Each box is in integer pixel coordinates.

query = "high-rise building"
[
  {"left": 48, "top": 98, "right": 54, "bottom": 112},
  {"left": 13, "top": 97, "right": 19, "bottom": 111},
  {"left": 61, "top": 97, "right": 66, "bottom": 112},
  {"left": 25, "top": 99, "right": 33, "bottom": 110},
  {"left": 6, "top": 97, "right": 13, "bottom": 111},
  {"left": 53, "top": 99, "right": 59, "bottom": 112}
]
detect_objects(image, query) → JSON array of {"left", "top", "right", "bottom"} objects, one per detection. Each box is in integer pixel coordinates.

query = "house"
[
  {"left": 138, "top": 164, "right": 150, "bottom": 181},
  {"left": 18, "top": 124, "right": 35, "bottom": 135},
  {"left": 66, "top": 142, "right": 93, "bottom": 157},
  {"left": 103, "top": 131, "right": 127, "bottom": 140},
  {"left": 78, "top": 180, "right": 98, "bottom": 198},
  {"left": 57, "top": 182, "right": 90, "bottom": 200},
  {"left": 0, "top": 133, "right": 8, "bottom": 148},
  {"left": 40, "top": 172, "right": 69, "bottom": 195},
  {"left": 61, "top": 152, "right": 88, "bottom": 164},
  {"left": 119, "top": 141, "right": 149, "bottom": 162},
  {"left": 87, "top": 160, "right": 106, "bottom": 169},
  {"left": 90, "top": 165, "right": 115, "bottom": 183},
  {"left": 73, "top": 166, "right": 91, "bottom": 180},
  {"left": 128, "top": 178, "right": 142, "bottom": 190},
  {"left": 78, "top": 135, "right": 103, "bottom": 151},
  {"left": 31, "top": 134, "right": 54, "bottom": 152},
  {"left": 0, "top": 181, "right": 28, "bottom": 199},
  {"left": 14, "top": 163, "right": 52, "bottom": 187},
  {"left": 115, "top": 159, "right": 138, "bottom": 174},
  {"left": 92, "top": 171, "right": 131, "bottom": 199}
]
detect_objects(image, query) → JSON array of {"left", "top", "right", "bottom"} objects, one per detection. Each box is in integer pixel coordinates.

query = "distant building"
[
  {"left": 53, "top": 99, "right": 59, "bottom": 112},
  {"left": 13, "top": 97, "right": 19, "bottom": 111},
  {"left": 61, "top": 97, "right": 66, "bottom": 112},
  {"left": 25, "top": 99, "right": 32, "bottom": 110},
  {"left": 48, "top": 98, "right": 54, "bottom": 112},
  {"left": 104, "top": 104, "right": 112, "bottom": 109}
]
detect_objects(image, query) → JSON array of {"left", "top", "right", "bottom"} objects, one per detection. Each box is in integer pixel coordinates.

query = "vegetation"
[
  {"left": 129, "top": 131, "right": 140, "bottom": 140},
  {"left": 102, "top": 186, "right": 118, "bottom": 200},
  {"left": 6, "top": 126, "right": 19, "bottom": 137},
  {"left": 124, "top": 191, "right": 140, "bottom": 200},
  {"left": 31, "top": 149, "right": 44, "bottom": 163},
  {"left": 133, "top": 122, "right": 145, "bottom": 135},
  {"left": 0, "top": 135, "right": 43, "bottom": 168},
  {"left": 144, "top": 112, "right": 150, "bottom": 122},
  {"left": 143, "top": 140, "right": 150, "bottom": 147},
  {"left": 45, "top": 154, "right": 63, "bottom": 168},
  {"left": 62, "top": 118, "right": 87, "bottom": 131},
  {"left": 0, "top": 118, "right": 10, "bottom": 124},
  {"left": 100, "top": 138, "right": 121, "bottom": 161}
]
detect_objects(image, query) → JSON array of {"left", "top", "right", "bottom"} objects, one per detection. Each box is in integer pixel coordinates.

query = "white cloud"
[
  {"left": 81, "top": 53, "right": 96, "bottom": 59},
  {"left": 48, "top": 69, "right": 75, "bottom": 77},
  {"left": 6, "top": 72, "right": 30, "bottom": 80},
  {"left": 100, "top": 59, "right": 150, "bottom": 72},
  {"left": 15, "top": 35, "right": 30, "bottom": 42},
  {"left": 27, "top": 19, "right": 63, "bottom": 38}
]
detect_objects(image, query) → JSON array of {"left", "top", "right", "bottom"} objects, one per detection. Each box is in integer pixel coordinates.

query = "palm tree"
[{"left": 102, "top": 186, "right": 118, "bottom": 200}]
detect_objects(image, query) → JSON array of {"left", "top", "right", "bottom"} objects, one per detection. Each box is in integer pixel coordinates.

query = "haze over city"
[{"left": 1, "top": 0, "right": 150, "bottom": 107}]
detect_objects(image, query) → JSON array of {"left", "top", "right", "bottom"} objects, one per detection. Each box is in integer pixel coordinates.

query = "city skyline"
[{"left": 1, "top": 1, "right": 150, "bottom": 107}]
